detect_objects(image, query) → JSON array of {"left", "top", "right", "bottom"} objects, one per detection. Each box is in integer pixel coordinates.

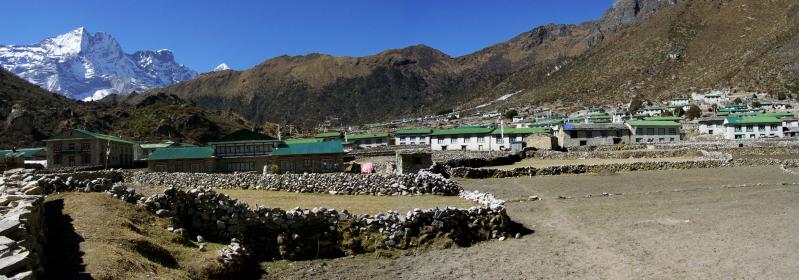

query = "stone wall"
[
  {"left": 349, "top": 145, "right": 429, "bottom": 158},
  {"left": 435, "top": 151, "right": 526, "bottom": 168},
  {"left": 127, "top": 171, "right": 462, "bottom": 196},
  {"left": 450, "top": 158, "right": 785, "bottom": 179},
  {"left": 527, "top": 148, "right": 703, "bottom": 160},
  {"left": 0, "top": 169, "right": 47, "bottom": 280}
]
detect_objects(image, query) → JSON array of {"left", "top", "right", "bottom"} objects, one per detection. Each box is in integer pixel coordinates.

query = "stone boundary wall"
[
  {"left": 528, "top": 149, "right": 703, "bottom": 160},
  {"left": 0, "top": 169, "right": 47, "bottom": 280},
  {"left": 450, "top": 158, "right": 786, "bottom": 179},
  {"left": 127, "top": 171, "right": 462, "bottom": 196},
  {"left": 349, "top": 145, "right": 429, "bottom": 158},
  {"left": 435, "top": 151, "right": 526, "bottom": 168},
  {"left": 565, "top": 139, "right": 799, "bottom": 152}
]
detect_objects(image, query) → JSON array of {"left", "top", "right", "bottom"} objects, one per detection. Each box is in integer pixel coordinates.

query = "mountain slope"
[
  {"left": 0, "top": 69, "right": 249, "bottom": 148},
  {"left": 498, "top": 0, "right": 799, "bottom": 107},
  {"left": 0, "top": 27, "right": 197, "bottom": 101}
]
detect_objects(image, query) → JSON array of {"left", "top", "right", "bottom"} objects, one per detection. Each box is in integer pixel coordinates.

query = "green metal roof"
[
  {"left": 347, "top": 133, "right": 389, "bottom": 140},
  {"left": 725, "top": 116, "right": 783, "bottom": 125},
  {"left": 284, "top": 138, "right": 323, "bottom": 144},
  {"left": 44, "top": 129, "right": 136, "bottom": 144},
  {"left": 147, "top": 147, "right": 215, "bottom": 161},
  {"left": 625, "top": 120, "right": 681, "bottom": 127},
  {"left": 315, "top": 132, "right": 343, "bottom": 138},
  {"left": 490, "top": 127, "right": 550, "bottom": 135},
  {"left": 431, "top": 127, "right": 495, "bottom": 136},
  {"left": 272, "top": 141, "right": 344, "bottom": 156},
  {"left": 758, "top": 112, "right": 794, "bottom": 118},
  {"left": 0, "top": 148, "right": 42, "bottom": 159},
  {"left": 395, "top": 128, "right": 432, "bottom": 135},
  {"left": 645, "top": 116, "right": 682, "bottom": 121}
]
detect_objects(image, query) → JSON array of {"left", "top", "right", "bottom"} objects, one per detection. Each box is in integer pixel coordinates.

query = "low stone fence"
[
  {"left": 528, "top": 148, "right": 702, "bottom": 160},
  {"left": 450, "top": 158, "right": 786, "bottom": 179},
  {"left": 127, "top": 171, "right": 462, "bottom": 196},
  {"left": 0, "top": 169, "right": 47, "bottom": 280},
  {"left": 435, "top": 151, "right": 526, "bottom": 168},
  {"left": 143, "top": 187, "right": 516, "bottom": 261}
]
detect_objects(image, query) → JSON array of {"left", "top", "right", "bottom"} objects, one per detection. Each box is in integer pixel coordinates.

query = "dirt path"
[{"left": 264, "top": 166, "right": 799, "bottom": 279}]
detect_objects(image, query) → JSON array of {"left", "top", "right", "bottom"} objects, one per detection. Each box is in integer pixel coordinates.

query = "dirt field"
[
  {"left": 264, "top": 166, "right": 799, "bottom": 279},
  {"left": 218, "top": 189, "right": 476, "bottom": 215},
  {"left": 490, "top": 156, "right": 701, "bottom": 170}
]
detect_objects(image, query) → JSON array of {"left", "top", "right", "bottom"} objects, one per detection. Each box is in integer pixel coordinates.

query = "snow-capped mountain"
[
  {"left": 0, "top": 27, "right": 198, "bottom": 100},
  {"left": 213, "top": 63, "right": 230, "bottom": 71}
]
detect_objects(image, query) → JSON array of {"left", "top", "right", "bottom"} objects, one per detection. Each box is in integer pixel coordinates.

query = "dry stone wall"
[
  {"left": 0, "top": 169, "right": 47, "bottom": 280},
  {"left": 128, "top": 171, "right": 462, "bottom": 196}
]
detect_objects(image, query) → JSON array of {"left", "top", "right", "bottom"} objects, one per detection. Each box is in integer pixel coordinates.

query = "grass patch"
[
  {"left": 44, "top": 192, "right": 230, "bottom": 279},
  {"left": 217, "top": 189, "right": 476, "bottom": 215}
]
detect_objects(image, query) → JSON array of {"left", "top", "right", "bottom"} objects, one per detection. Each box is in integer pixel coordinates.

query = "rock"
[
  {"left": 155, "top": 209, "right": 171, "bottom": 217},
  {"left": 197, "top": 235, "right": 205, "bottom": 243},
  {"left": 528, "top": 195, "right": 540, "bottom": 201},
  {"left": 0, "top": 250, "right": 29, "bottom": 275}
]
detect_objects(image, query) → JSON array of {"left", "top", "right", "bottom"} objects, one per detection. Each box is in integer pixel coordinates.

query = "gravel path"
[{"left": 264, "top": 166, "right": 799, "bottom": 279}]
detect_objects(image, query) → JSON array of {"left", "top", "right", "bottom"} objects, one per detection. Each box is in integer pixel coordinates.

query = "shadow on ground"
[{"left": 44, "top": 199, "right": 92, "bottom": 280}]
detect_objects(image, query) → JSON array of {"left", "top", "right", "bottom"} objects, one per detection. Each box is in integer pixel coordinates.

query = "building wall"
[
  {"left": 723, "top": 124, "right": 784, "bottom": 140},
  {"left": 431, "top": 135, "right": 492, "bottom": 151},
  {"left": 394, "top": 135, "right": 430, "bottom": 146},
  {"left": 557, "top": 129, "right": 630, "bottom": 148},
  {"left": 628, "top": 126, "right": 681, "bottom": 144},
  {"left": 351, "top": 137, "right": 389, "bottom": 148},
  {"left": 148, "top": 158, "right": 216, "bottom": 173},
  {"left": 526, "top": 135, "right": 557, "bottom": 150},
  {"left": 699, "top": 123, "right": 725, "bottom": 136},
  {"left": 216, "top": 153, "right": 345, "bottom": 174},
  {"left": 47, "top": 139, "right": 134, "bottom": 169}
]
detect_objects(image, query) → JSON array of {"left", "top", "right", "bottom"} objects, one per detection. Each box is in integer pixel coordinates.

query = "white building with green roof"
[
  {"left": 346, "top": 132, "right": 389, "bottom": 148},
  {"left": 625, "top": 120, "right": 682, "bottom": 144},
  {"left": 723, "top": 116, "right": 783, "bottom": 140},
  {"left": 394, "top": 128, "right": 432, "bottom": 146}
]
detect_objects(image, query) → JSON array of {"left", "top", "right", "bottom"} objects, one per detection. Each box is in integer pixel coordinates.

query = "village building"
[
  {"left": 556, "top": 124, "right": 631, "bottom": 149},
  {"left": 0, "top": 148, "right": 46, "bottom": 171},
  {"left": 490, "top": 127, "right": 550, "bottom": 151},
  {"left": 626, "top": 120, "right": 682, "bottom": 143},
  {"left": 670, "top": 98, "right": 690, "bottom": 106},
  {"left": 638, "top": 107, "right": 666, "bottom": 117},
  {"left": 147, "top": 147, "right": 216, "bottom": 173},
  {"left": 346, "top": 133, "right": 389, "bottom": 148},
  {"left": 208, "top": 129, "right": 282, "bottom": 172},
  {"left": 698, "top": 117, "right": 726, "bottom": 136},
  {"left": 43, "top": 129, "right": 136, "bottom": 169},
  {"left": 137, "top": 140, "right": 197, "bottom": 160},
  {"left": 394, "top": 128, "right": 432, "bottom": 146},
  {"left": 315, "top": 132, "right": 344, "bottom": 141},
  {"left": 147, "top": 129, "right": 345, "bottom": 173},
  {"left": 723, "top": 116, "right": 784, "bottom": 140},
  {"left": 430, "top": 127, "right": 495, "bottom": 151},
  {"left": 395, "top": 150, "right": 433, "bottom": 174}
]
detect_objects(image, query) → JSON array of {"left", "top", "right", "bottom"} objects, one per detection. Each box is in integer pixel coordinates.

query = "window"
[
  {"left": 647, "top": 128, "right": 655, "bottom": 135},
  {"left": 746, "top": 125, "right": 754, "bottom": 132},
  {"left": 750, "top": 134, "right": 756, "bottom": 139},
  {"left": 759, "top": 125, "right": 766, "bottom": 132},
  {"left": 401, "top": 136, "right": 407, "bottom": 142},
  {"left": 586, "top": 131, "right": 593, "bottom": 138},
  {"left": 496, "top": 137, "right": 504, "bottom": 144},
  {"left": 635, "top": 138, "right": 642, "bottom": 143},
  {"left": 636, "top": 128, "right": 643, "bottom": 135},
  {"left": 452, "top": 137, "right": 459, "bottom": 144},
  {"left": 477, "top": 137, "right": 485, "bottom": 143},
  {"left": 600, "top": 131, "right": 608, "bottom": 138},
  {"left": 68, "top": 143, "right": 75, "bottom": 151},
  {"left": 81, "top": 143, "right": 90, "bottom": 151},
  {"left": 735, "top": 126, "right": 742, "bottom": 132},
  {"left": 303, "top": 159, "right": 313, "bottom": 171},
  {"left": 658, "top": 138, "right": 665, "bottom": 142},
  {"left": 616, "top": 130, "right": 623, "bottom": 138},
  {"left": 668, "top": 128, "right": 677, "bottom": 135},
  {"left": 438, "top": 138, "right": 444, "bottom": 144},
  {"left": 658, "top": 128, "right": 666, "bottom": 135},
  {"left": 735, "top": 135, "right": 743, "bottom": 139},
  {"left": 464, "top": 137, "right": 471, "bottom": 143},
  {"left": 770, "top": 125, "right": 779, "bottom": 131},
  {"left": 670, "top": 138, "right": 675, "bottom": 142}
]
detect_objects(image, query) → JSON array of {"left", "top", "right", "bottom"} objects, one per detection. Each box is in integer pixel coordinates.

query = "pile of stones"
[
  {"left": 129, "top": 171, "right": 462, "bottom": 196},
  {"left": 0, "top": 169, "right": 46, "bottom": 280}
]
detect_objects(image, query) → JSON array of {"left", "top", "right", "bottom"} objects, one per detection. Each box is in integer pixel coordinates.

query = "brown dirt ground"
[{"left": 263, "top": 166, "right": 799, "bottom": 279}]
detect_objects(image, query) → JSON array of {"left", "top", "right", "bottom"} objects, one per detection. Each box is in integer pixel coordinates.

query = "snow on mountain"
[
  {"left": 213, "top": 63, "right": 230, "bottom": 71},
  {"left": 0, "top": 27, "right": 198, "bottom": 100}
]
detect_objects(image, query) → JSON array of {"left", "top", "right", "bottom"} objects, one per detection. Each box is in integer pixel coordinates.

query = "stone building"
[
  {"left": 557, "top": 124, "right": 631, "bottom": 149},
  {"left": 44, "top": 129, "right": 136, "bottom": 169},
  {"left": 626, "top": 120, "right": 682, "bottom": 144},
  {"left": 698, "top": 117, "right": 726, "bottom": 136},
  {"left": 489, "top": 127, "right": 550, "bottom": 151},
  {"left": 395, "top": 150, "right": 433, "bottom": 174}
]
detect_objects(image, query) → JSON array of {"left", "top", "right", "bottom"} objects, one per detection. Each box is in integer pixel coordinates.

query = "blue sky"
[{"left": 0, "top": 0, "right": 613, "bottom": 71}]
